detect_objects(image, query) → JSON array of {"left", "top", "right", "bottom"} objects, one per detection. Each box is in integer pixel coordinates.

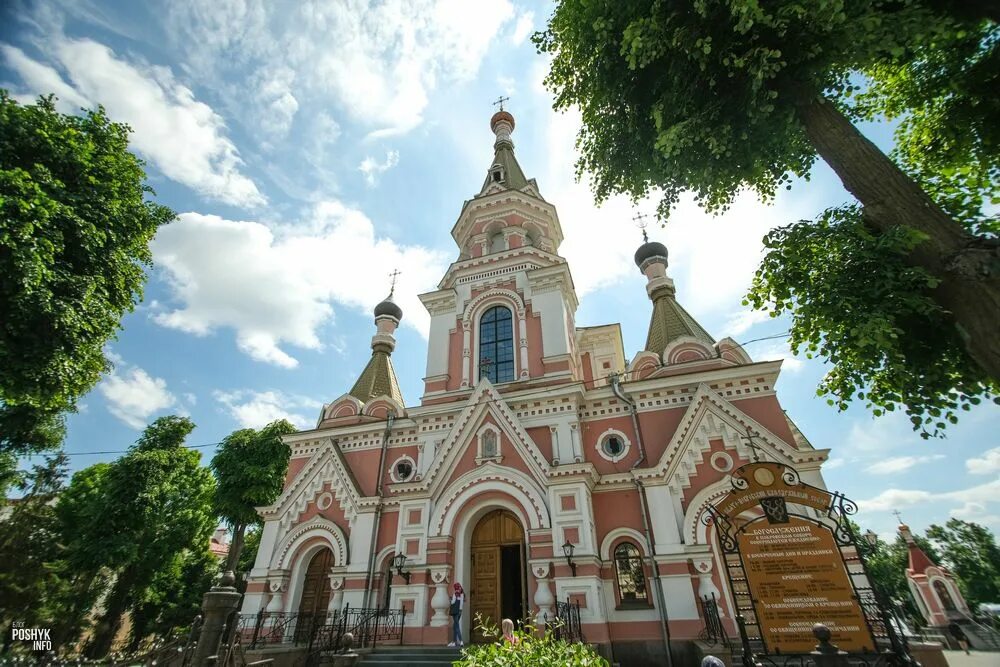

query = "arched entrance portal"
[{"left": 470, "top": 509, "right": 526, "bottom": 643}]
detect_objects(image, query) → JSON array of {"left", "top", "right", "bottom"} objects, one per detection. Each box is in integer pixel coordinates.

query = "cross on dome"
[
  {"left": 493, "top": 95, "right": 510, "bottom": 112},
  {"left": 388, "top": 268, "right": 401, "bottom": 296}
]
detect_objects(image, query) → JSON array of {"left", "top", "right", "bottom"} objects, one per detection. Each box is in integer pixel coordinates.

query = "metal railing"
[
  {"left": 699, "top": 592, "right": 730, "bottom": 648},
  {"left": 233, "top": 611, "right": 331, "bottom": 649},
  {"left": 546, "top": 597, "right": 584, "bottom": 643},
  {"left": 302, "top": 605, "right": 406, "bottom": 667}
]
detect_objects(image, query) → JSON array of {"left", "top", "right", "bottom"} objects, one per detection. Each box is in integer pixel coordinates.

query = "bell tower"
[{"left": 419, "top": 107, "right": 579, "bottom": 403}]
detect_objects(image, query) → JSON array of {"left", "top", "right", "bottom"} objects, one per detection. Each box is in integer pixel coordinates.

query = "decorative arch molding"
[
  {"left": 663, "top": 336, "right": 715, "bottom": 365},
  {"left": 364, "top": 395, "right": 406, "bottom": 419},
  {"left": 715, "top": 337, "right": 752, "bottom": 365},
  {"left": 627, "top": 351, "right": 661, "bottom": 380},
  {"left": 599, "top": 527, "right": 648, "bottom": 560},
  {"left": 272, "top": 515, "right": 348, "bottom": 570},
  {"left": 927, "top": 573, "right": 966, "bottom": 613},
  {"left": 430, "top": 467, "right": 549, "bottom": 537},
  {"left": 683, "top": 478, "right": 739, "bottom": 546},
  {"left": 463, "top": 288, "right": 526, "bottom": 323},
  {"left": 322, "top": 394, "right": 363, "bottom": 421}
]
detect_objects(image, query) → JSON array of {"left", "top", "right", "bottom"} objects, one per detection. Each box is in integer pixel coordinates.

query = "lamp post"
[
  {"left": 392, "top": 553, "right": 411, "bottom": 584},
  {"left": 562, "top": 540, "right": 577, "bottom": 577}
]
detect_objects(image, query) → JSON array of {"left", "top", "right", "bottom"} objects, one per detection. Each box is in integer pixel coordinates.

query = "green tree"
[
  {"left": 926, "top": 519, "right": 1000, "bottom": 610},
  {"left": 535, "top": 1, "right": 1000, "bottom": 423},
  {"left": 66, "top": 416, "right": 216, "bottom": 658},
  {"left": 237, "top": 527, "right": 263, "bottom": 594},
  {"left": 128, "top": 546, "right": 219, "bottom": 651},
  {"left": 0, "top": 92, "right": 175, "bottom": 455},
  {"left": 210, "top": 420, "right": 296, "bottom": 573},
  {"left": 855, "top": 522, "right": 939, "bottom": 627}
]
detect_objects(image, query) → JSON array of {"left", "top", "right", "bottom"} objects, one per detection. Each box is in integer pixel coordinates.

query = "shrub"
[{"left": 455, "top": 614, "right": 608, "bottom": 666}]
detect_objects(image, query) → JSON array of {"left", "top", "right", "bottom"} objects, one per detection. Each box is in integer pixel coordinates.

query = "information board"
[{"left": 738, "top": 517, "right": 875, "bottom": 654}]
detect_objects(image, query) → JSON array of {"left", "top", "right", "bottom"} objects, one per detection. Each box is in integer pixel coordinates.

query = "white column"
[
  {"left": 518, "top": 309, "right": 529, "bottom": 379},
  {"left": 265, "top": 572, "right": 289, "bottom": 612},
  {"left": 532, "top": 564, "right": 554, "bottom": 626},
  {"left": 550, "top": 426, "right": 560, "bottom": 465},
  {"left": 645, "top": 484, "right": 683, "bottom": 552},
  {"left": 461, "top": 321, "right": 471, "bottom": 387},
  {"left": 570, "top": 423, "right": 582, "bottom": 463},
  {"left": 429, "top": 568, "right": 451, "bottom": 627},
  {"left": 691, "top": 558, "right": 724, "bottom": 617},
  {"left": 327, "top": 576, "right": 344, "bottom": 614}
]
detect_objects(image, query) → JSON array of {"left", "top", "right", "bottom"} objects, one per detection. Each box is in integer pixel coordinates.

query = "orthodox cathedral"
[{"left": 241, "top": 109, "right": 831, "bottom": 663}]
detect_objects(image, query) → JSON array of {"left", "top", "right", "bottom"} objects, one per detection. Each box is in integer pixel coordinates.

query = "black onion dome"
[
  {"left": 374, "top": 294, "right": 403, "bottom": 320},
  {"left": 633, "top": 241, "right": 668, "bottom": 268}
]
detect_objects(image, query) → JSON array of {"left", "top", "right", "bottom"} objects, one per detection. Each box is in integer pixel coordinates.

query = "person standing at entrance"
[{"left": 448, "top": 582, "right": 465, "bottom": 647}]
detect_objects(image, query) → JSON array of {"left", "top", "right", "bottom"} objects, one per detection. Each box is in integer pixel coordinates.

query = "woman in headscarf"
[{"left": 448, "top": 582, "right": 465, "bottom": 647}]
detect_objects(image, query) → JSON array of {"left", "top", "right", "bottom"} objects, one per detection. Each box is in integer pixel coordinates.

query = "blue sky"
[{"left": 2, "top": 0, "right": 997, "bottom": 541}]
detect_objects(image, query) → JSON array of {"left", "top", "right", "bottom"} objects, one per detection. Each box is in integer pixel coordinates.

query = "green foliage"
[
  {"left": 129, "top": 546, "right": 219, "bottom": 647},
  {"left": 211, "top": 419, "right": 296, "bottom": 571},
  {"left": 0, "top": 454, "right": 107, "bottom": 653},
  {"left": 854, "top": 521, "right": 939, "bottom": 626},
  {"left": 926, "top": 519, "right": 1000, "bottom": 610},
  {"left": 746, "top": 205, "right": 997, "bottom": 436},
  {"left": 455, "top": 614, "right": 608, "bottom": 667},
  {"left": 59, "top": 416, "right": 217, "bottom": 657},
  {"left": 0, "top": 92, "right": 175, "bottom": 456},
  {"left": 854, "top": 24, "right": 999, "bottom": 234},
  {"left": 534, "top": 0, "right": 965, "bottom": 218}
]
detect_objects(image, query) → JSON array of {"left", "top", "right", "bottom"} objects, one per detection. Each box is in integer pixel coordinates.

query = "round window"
[
  {"left": 602, "top": 436, "right": 624, "bottom": 458},
  {"left": 394, "top": 460, "right": 413, "bottom": 481}
]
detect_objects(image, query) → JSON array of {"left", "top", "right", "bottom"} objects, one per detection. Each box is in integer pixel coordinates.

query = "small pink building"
[{"left": 241, "top": 110, "right": 832, "bottom": 664}]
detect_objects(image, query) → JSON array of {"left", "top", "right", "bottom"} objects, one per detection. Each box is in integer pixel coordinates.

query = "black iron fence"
[
  {"left": 233, "top": 611, "right": 331, "bottom": 649},
  {"left": 698, "top": 592, "right": 730, "bottom": 648},
  {"left": 546, "top": 597, "right": 584, "bottom": 643},
  {"left": 302, "top": 605, "right": 406, "bottom": 667}
]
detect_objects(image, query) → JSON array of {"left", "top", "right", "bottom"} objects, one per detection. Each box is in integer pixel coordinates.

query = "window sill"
[
  {"left": 476, "top": 455, "right": 503, "bottom": 466},
  {"left": 615, "top": 601, "right": 653, "bottom": 611}
]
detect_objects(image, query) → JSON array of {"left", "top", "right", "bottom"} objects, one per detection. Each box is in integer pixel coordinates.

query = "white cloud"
[
  {"left": 253, "top": 65, "right": 299, "bottom": 140},
  {"left": 214, "top": 389, "right": 321, "bottom": 430},
  {"left": 1, "top": 45, "right": 90, "bottom": 112},
  {"left": 2, "top": 37, "right": 264, "bottom": 207},
  {"left": 723, "top": 309, "right": 773, "bottom": 337},
  {"left": 860, "top": 477, "right": 1000, "bottom": 513},
  {"left": 967, "top": 447, "right": 1000, "bottom": 475},
  {"left": 168, "top": 0, "right": 516, "bottom": 137},
  {"left": 867, "top": 454, "right": 945, "bottom": 475},
  {"left": 98, "top": 362, "right": 176, "bottom": 429},
  {"left": 749, "top": 342, "right": 804, "bottom": 372},
  {"left": 359, "top": 150, "right": 400, "bottom": 186},
  {"left": 509, "top": 11, "right": 535, "bottom": 46},
  {"left": 151, "top": 202, "right": 448, "bottom": 368},
  {"left": 824, "top": 458, "right": 846, "bottom": 470}
]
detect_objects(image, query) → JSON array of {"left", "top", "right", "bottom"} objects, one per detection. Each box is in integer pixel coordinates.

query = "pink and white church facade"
[{"left": 241, "top": 110, "right": 832, "bottom": 663}]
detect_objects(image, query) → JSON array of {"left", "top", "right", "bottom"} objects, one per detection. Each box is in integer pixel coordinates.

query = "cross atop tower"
[
  {"left": 633, "top": 212, "right": 650, "bottom": 243},
  {"left": 892, "top": 510, "right": 904, "bottom": 525},
  {"left": 388, "top": 268, "right": 401, "bottom": 296},
  {"left": 493, "top": 95, "right": 510, "bottom": 112}
]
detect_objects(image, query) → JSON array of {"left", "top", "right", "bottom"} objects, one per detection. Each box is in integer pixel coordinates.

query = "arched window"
[
  {"left": 479, "top": 306, "right": 515, "bottom": 384},
  {"left": 934, "top": 579, "right": 956, "bottom": 611},
  {"left": 614, "top": 542, "right": 648, "bottom": 606},
  {"left": 489, "top": 232, "right": 506, "bottom": 254}
]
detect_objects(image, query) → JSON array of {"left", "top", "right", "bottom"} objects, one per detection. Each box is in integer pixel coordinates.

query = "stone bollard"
[
  {"left": 325, "top": 631, "right": 359, "bottom": 667},
  {"left": 809, "top": 623, "right": 850, "bottom": 667},
  {"left": 192, "top": 570, "right": 243, "bottom": 666}
]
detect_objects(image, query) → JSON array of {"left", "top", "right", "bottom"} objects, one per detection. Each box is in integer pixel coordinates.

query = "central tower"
[{"left": 419, "top": 110, "right": 580, "bottom": 402}]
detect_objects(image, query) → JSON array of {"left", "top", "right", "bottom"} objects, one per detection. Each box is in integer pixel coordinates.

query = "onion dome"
[
  {"left": 634, "top": 240, "right": 668, "bottom": 268},
  {"left": 490, "top": 110, "right": 515, "bottom": 133},
  {"left": 374, "top": 293, "right": 403, "bottom": 321}
]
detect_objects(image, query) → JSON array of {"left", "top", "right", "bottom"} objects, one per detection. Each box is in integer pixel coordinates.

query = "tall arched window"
[
  {"left": 934, "top": 579, "right": 956, "bottom": 611},
  {"left": 614, "top": 542, "right": 648, "bottom": 605},
  {"left": 479, "top": 306, "right": 515, "bottom": 384},
  {"left": 489, "top": 232, "right": 506, "bottom": 254}
]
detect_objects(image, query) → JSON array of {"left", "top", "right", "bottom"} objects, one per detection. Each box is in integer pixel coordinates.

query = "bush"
[{"left": 455, "top": 614, "right": 608, "bottom": 667}]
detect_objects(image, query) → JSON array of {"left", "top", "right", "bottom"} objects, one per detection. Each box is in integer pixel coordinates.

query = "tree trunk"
[
  {"left": 224, "top": 522, "right": 246, "bottom": 574},
  {"left": 85, "top": 566, "right": 137, "bottom": 658},
  {"left": 794, "top": 94, "right": 1000, "bottom": 381}
]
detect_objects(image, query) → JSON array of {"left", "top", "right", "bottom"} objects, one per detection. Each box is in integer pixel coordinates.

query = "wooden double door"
[{"left": 470, "top": 510, "right": 527, "bottom": 643}]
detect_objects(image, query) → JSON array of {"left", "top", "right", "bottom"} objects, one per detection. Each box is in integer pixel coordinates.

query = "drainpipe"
[
  {"left": 363, "top": 412, "right": 395, "bottom": 610},
  {"left": 610, "top": 373, "right": 675, "bottom": 667}
]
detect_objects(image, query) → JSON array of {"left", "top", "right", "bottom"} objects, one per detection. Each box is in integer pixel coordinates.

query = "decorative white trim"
[
  {"left": 271, "top": 516, "right": 348, "bottom": 570},
  {"left": 430, "top": 466, "right": 550, "bottom": 537},
  {"left": 390, "top": 455, "right": 417, "bottom": 483},
  {"left": 596, "top": 428, "right": 631, "bottom": 463},
  {"left": 476, "top": 423, "right": 502, "bottom": 465},
  {"left": 599, "top": 527, "right": 648, "bottom": 560},
  {"left": 710, "top": 452, "right": 734, "bottom": 473}
]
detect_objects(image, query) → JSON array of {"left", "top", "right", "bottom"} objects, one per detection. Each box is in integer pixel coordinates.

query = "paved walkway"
[{"left": 941, "top": 650, "right": 1000, "bottom": 667}]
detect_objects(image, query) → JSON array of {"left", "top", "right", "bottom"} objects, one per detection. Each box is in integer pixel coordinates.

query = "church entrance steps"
[{"left": 358, "top": 645, "right": 463, "bottom": 667}]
